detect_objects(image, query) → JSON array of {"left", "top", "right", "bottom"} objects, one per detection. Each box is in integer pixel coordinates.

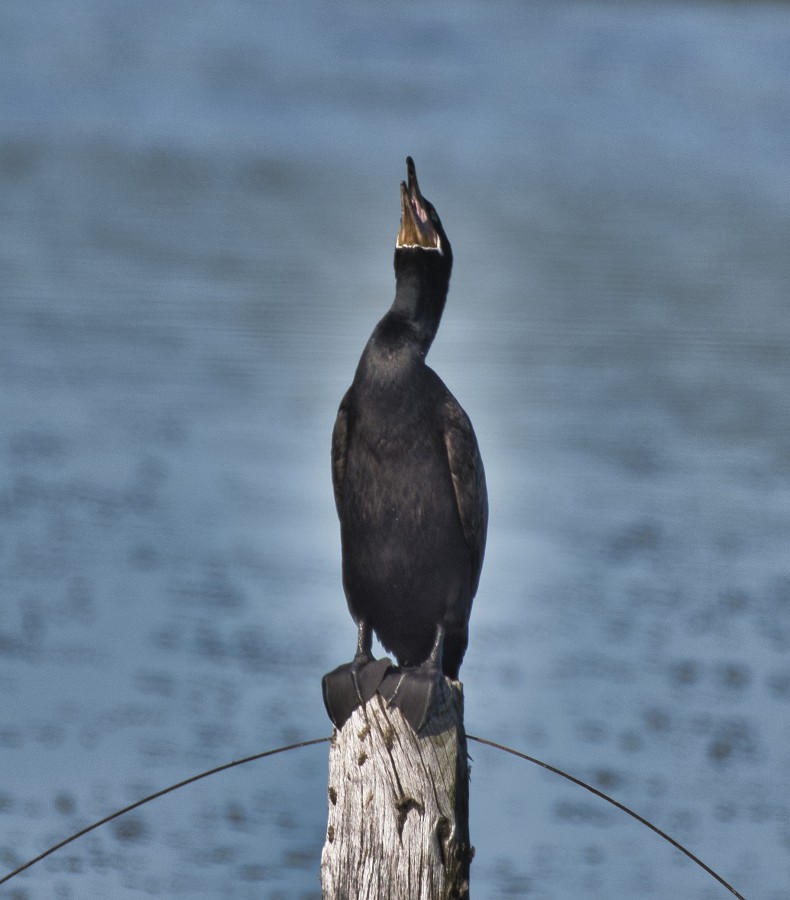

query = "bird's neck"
[{"left": 390, "top": 267, "right": 447, "bottom": 352}]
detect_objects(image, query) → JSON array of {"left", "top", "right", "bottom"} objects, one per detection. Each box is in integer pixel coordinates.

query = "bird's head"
[
  {"left": 396, "top": 157, "right": 452, "bottom": 262},
  {"left": 388, "top": 158, "right": 454, "bottom": 348}
]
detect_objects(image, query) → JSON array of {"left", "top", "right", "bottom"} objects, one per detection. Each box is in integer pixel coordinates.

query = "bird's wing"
[
  {"left": 443, "top": 396, "right": 488, "bottom": 596},
  {"left": 331, "top": 389, "right": 351, "bottom": 515}
]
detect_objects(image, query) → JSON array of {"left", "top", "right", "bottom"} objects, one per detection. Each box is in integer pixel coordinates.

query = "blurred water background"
[{"left": 1, "top": 1, "right": 789, "bottom": 897}]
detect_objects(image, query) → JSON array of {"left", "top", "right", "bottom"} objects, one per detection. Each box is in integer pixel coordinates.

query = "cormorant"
[{"left": 322, "top": 158, "right": 488, "bottom": 732}]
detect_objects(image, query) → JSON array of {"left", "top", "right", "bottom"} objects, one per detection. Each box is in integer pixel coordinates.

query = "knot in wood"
[{"left": 395, "top": 795, "right": 424, "bottom": 837}]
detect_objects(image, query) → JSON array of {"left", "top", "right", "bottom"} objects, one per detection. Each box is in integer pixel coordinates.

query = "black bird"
[{"left": 322, "top": 158, "right": 488, "bottom": 732}]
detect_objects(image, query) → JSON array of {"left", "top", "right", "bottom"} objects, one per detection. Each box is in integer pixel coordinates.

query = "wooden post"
[{"left": 320, "top": 678, "right": 472, "bottom": 899}]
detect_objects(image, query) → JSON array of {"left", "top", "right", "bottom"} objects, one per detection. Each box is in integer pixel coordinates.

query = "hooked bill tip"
[{"left": 407, "top": 158, "right": 423, "bottom": 202}]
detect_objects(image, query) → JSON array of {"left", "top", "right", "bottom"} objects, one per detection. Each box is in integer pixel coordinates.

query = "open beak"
[{"left": 397, "top": 157, "right": 442, "bottom": 252}]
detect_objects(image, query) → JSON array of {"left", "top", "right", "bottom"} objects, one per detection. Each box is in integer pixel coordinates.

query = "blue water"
[{"left": 1, "top": 2, "right": 789, "bottom": 897}]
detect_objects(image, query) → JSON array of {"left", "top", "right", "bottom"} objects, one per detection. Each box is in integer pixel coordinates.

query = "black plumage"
[{"left": 323, "top": 158, "right": 487, "bottom": 731}]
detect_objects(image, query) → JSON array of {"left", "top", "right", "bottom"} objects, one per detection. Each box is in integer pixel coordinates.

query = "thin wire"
[
  {"left": 0, "top": 736, "right": 330, "bottom": 887},
  {"left": 1, "top": 730, "right": 747, "bottom": 900},
  {"left": 467, "top": 733, "right": 746, "bottom": 900}
]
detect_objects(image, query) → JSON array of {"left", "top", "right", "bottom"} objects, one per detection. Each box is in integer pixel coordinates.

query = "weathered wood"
[{"left": 321, "top": 678, "right": 472, "bottom": 899}]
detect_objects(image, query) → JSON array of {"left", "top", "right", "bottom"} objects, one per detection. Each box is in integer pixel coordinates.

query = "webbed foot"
[
  {"left": 379, "top": 662, "right": 445, "bottom": 733},
  {"left": 322, "top": 656, "right": 393, "bottom": 729}
]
